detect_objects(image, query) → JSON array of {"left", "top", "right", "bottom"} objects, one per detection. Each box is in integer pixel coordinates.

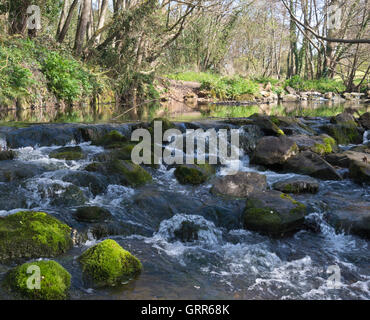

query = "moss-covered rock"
[
  {"left": 78, "top": 239, "right": 142, "bottom": 288},
  {"left": 93, "top": 130, "right": 128, "bottom": 149},
  {"left": 243, "top": 191, "right": 307, "bottom": 237},
  {"left": 311, "top": 136, "right": 337, "bottom": 156},
  {"left": 49, "top": 146, "right": 84, "bottom": 160},
  {"left": 174, "top": 164, "right": 215, "bottom": 185},
  {"left": 0, "top": 150, "right": 16, "bottom": 161},
  {"left": 273, "top": 177, "right": 319, "bottom": 194},
  {"left": 249, "top": 114, "right": 285, "bottom": 136},
  {"left": 4, "top": 260, "right": 71, "bottom": 300},
  {"left": 251, "top": 136, "right": 299, "bottom": 167},
  {"left": 107, "top": 159, "right": 152, "bottom": 187},
  {"left": 244, "top": 191, "right": 307, "bottom": 237},
  {"left": 0, "top": 211, "right": 73, "bottom": 263},
  {"left": 321, "top": 123, "right": 362, "bottom": 145},
  {"left": 74, "top": 206, "right": 112, "bottom": 223},
  {"left": 149, "top": 118, "right": 176, "bottom": 133}
]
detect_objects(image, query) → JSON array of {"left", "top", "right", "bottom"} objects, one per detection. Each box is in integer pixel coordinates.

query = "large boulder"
[
  {"left": 174, "top": 164, "right": 215, "bottom": 185},
  {"left": 0, "top": 211, "right": 73, "bottom": 263},
  {"left": 249, "top": 114, "right": 285, "bottom": 136},
  {"left": 326, "top": 202, "right": 370, "bottom": 239},
  {"left": 78, "top": 239, "right": 142, "bottom": 288},
  {"left": 326, "top": 150, "right": 368, "bottom": 168},
  {"left": 349, "top": 160, "right": 370, "bottom": 184},
  {"left": 243, "top": 191, "right": 307, "bottom": 237},
  {"left": 93, "top": 130, "right": 128, "bottom": 149},
  {"left": 358, "top": 112, "right": 370, "bottom": 130},
  {"left": 250, "top": 136, "right": 299, "bottom": 167},
  {"left": 273, "top": 177, "right": 319, "bottom": 194},
  {"left": 289, "top": 134, "right": 337, "bottom": 156},
  {"left": 321, "top": 123, "right": 363, "bottom": 145},
  {"left": 0, "top": 161, "right": 46, "bottom": 183},
  {"left": 330, "top": 112, "right": 357, "bottom": 125},
  {"left": 4, "top": 260, "right": 71, "bottom": 300},
  {"left": 211, "top": 172, "right": 267, "bottom": 198},
  {"left": 284, "top": 151, "right": 342, "bottom": 180}
]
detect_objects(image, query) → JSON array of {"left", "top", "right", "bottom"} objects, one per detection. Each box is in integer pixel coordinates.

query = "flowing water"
[{"left": 0, "top": 101, "right": 369, "bottom": 300}]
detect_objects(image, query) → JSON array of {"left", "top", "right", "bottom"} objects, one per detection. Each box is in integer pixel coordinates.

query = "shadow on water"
[{"left": 0, "top": 99, "right": 369, "bottom": 124}]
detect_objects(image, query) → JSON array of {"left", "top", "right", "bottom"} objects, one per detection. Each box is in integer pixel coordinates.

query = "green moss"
[
  {"left": 323, "top": 124, "right": 361, "bottom": 145},
  {"left": 277, "top": 129, "right": 285, "bottom": 136},
  {"left": 0, "top": 211, "right": 72, "bottom": 263},
  {"left": 78, "top": 239, "right": 142, "bottom": 288},
  {"left": 244, "top": 200, "right": 282, "bottom": 232},
  {"left": 174, "top": 164, "right": 213, "bottom": 185},
  {"left": 4, "top": 260, "right": 71, "bottom": 300},
  {"left": 94, "top": 131, "right": 128, "bottom": 148},
  {"left": 50, "top": 151, "right": 84, "bottom": 160},
  {"left": 85, "top": 162, "right": 104, "bottom": 172},
  {"left": 311, "top": 137, "right": 336, "bottom": 155},
  {"left": 109, "top": 159, "right": 152, "bottom": 187}
]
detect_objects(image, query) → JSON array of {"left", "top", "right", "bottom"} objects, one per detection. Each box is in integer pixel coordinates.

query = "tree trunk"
[
  {"left": 96, "top": 0, "right": 109, "bottom": 44},
  {"left": 8, "top": 0, "right": 31, "bottom": 35},
  {"left": 57, "top": 0, "right": 70, "bottom": 37},
  {"left": 57, "top": 0, "right": 79, "bottom": 43},
  {"left": 74, "top": 0, "right": 92, "bottom": 55}
]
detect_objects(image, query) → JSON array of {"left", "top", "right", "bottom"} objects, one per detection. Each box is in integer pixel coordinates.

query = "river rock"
[
  {"left": 62, "top": 171, "right": 108, "bottom": 196},
  {"left": 239, "top": 125, "right": 264, "bottom": 154},
  {"left": 349, "top": 159, "right": 370, "bottom": 184},
  {"left": 284, "top": 151, "right": 342, "bottom": 180},
  {"left": 330, "top": 112, "right": 357, "bottom": 125},
  {"left": 74, "top": 206, "right": 113, "bottom": 223},
  {"left": 289, "top": 134, "right": 337, "bottom": 155},
  {"left": 0, "top": 161, "right": 46, "bottom": 182},
  {"left": 358, "top": 112, "right": 370, "bottom": 130},
  {"left": 282, "top": 94, "right": 300, "bottom": 102},
  {"left": 250, "top": 136, "right": 299, "bottom": 167},
  {"left": 211, "top": 172, "right": 267, "bottom": 198},
  {"left": 326, "top": 202, "right": 370, "bottom": 239},
  {"left": 249, "top": 114, "right": 285, "bottom": 136},
  {"left": 4, "top": 260, "right": 71, "bottom": 300},
  {"left": 0, "top": 211, "right": 73, "bottom": 263},
  {"left": 273, "top": 177, "right": 319, "bottom": 194},
  {"left": 174, "top": 164, "right": 215, "bottom": 185},
  {"left": 321, "top": 123, "right": 363, "bottom": 145},
  {"left": 285, "top": 86, "right": 296, "bottom": 95},
  {"left": 243, "top": 191, "right": 307, "bottom": 237},
  {"left": 49, "top": 146, "right": 84, "bottom": 160},
  {"left": 0, "top": 184, "right": 28, "bottom": 210},
  {"left": 326, "top": 150, "right": 368, "bottom": 168},
  {"left": 78, "top": 239, "right": 142, "bottom": 288},
  {"left": 0, "top": 150, "right": 16, "bottom": 161}
]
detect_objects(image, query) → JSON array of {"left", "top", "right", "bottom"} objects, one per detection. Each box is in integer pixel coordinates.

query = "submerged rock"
[
  {"left": 0, "top": 184, "right": 28, "bottom": 210},
  {"left": 4, "top": 260, "right": 71, "bottom": 300},
  {"left": 49, "top": 146, "right": 84, "bottom": 160},
  {"left": 0, "top": 161, "right": 46, "bottom": 183},
  {"left": 273, "top": 177, "right": 319, "bottom": 194},
  {"left": 211, "top": 172, "right": 267, "bottom": 198},
  {"left": 284, "top": 151, "right": 342, "bottom": 180},
  {"left": 243, "top": 191, "right": 307, "bottom": 237},
  {"left": 174, "top": 164, "right": 215, "bottom": 185},
  {"left": 74, "top": 206, "right": 112, "bottom": 223},
  {"left": 0, "top": 211, "right": 72, "bottom": 263},
  {"left": 62, "top": 171, "right": 108, "bottom": 196},
  {"left": 326, "top": 202, "right": 370, "bottom": 239},
  {"left": 78, "top": 239, "right": 142, "bottom": 288},
  {"left": 250, "top": 136, "right": 299, "bottom": 167},
  {"left": 0, "top": 150, "right": 16, "bottom": 161}
]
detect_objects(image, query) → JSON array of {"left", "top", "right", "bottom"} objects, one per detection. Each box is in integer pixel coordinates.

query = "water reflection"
[{"left": 0, "top": 99, "right": 368, "bottom": 124}]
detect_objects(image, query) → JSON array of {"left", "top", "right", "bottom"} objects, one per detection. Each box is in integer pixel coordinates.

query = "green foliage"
[
  {"left": 285, "top": 75, "right": 346, "bottom": 93},
  {"left": 41, "top": 52, "right": 95, "bottom": 102},
  {"left": 4, "top": 260, "right": 71, "bottom": 300},
  {"left": 79, "top": 239, "right": 142, "bottom": 288}
]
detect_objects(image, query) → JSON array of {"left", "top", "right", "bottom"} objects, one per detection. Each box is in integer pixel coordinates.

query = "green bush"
[
  {"left": 41, "top": 52, "right": 95, "bottom": 102},
  {"left": 285, "top": 75, "right": 345, "bottom": 93}
]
